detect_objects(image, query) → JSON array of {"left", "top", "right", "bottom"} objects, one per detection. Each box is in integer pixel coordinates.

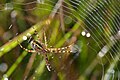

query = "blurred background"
[{"left": 0, "top": 0, "right": 120, "bottom": 80}]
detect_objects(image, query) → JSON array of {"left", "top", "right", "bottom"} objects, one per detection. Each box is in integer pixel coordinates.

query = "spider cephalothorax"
[{"left": 30, "top": 40, "right": 48, "bottom": 53}]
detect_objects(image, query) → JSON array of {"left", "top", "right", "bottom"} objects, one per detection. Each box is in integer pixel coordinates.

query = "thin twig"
[
  {"left": 23, "top": 52, "right": 37, "bottom": 80},
  {"left": 49, "top": 0, "right": 63, "bottom": 19},
  {"left": 59, "top": 1, "right": 65, "bottom": 33}
]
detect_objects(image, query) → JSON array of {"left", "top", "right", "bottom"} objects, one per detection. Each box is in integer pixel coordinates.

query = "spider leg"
[
  {"left": 32, "top": 28, "right": 43, "bottom": 42},
  {"left": 33, "top": 28, "right": 48, "bottom": 48},
  {"left": 34, "top": 30, "right": 39, "bottom": 38},
  {"left": 27, "top": 30, "right": 41, "bottom": 43},
  {"left": 17, "top": 40, "right": 35, "bottom": 53},
  {"left": 44, "top": 54, "right": 51, "bottom": 71},
  {"left": 43, "top": 31, "right": 48, "bottom": 48}
]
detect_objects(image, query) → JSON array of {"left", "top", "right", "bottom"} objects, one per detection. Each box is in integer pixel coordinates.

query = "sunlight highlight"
[
  {"left": 37, "top": 0, "right": 44, "bottom": 4},
  {"left": 86, "top": 33, "right": 91, "bottom": 37},
  {"left": 22, "top": 36, "right": 27, "bottom": 40},
  {"left": 98, "top": 46, "right": 108, "bottom": 58},
  {"left": 45, "top": 19, "right": 51, "bottom": 25},
  {"left": 0, "top": 48, "right": 4, "bottom": 51},
  {"left": 3, "top": 74, "right": 8, "bottom": 80},
  {"left": 4, "top": 3, "right": 13, "bottom": 10},
  {"left": 11, "top": 10, "right": 17, "bottom": 18},
  {"left": 81, "top": 31, "right": 86, "bottom": 36},
  {"left": 0, "top": 63, "right": 8, "bottom": 72},
  {"left": 27, "top": 33, "right": 31, "bottom": 37}
]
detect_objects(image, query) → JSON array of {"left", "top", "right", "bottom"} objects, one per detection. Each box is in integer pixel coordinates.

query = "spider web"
[{"left": 0, "top": 0, "right": 120, "bottom": 80}]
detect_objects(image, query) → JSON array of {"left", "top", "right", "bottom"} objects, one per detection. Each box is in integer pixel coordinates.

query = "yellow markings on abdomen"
[{"left": 47, "top": 46, "right": 72, "bottom": 54}]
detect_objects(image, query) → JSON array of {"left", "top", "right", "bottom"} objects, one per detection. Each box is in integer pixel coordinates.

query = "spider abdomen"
[{"left": 47, "top": 45, "right": 72, "bottom": 53}]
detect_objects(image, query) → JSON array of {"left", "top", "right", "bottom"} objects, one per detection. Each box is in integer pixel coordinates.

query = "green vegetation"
[{"left": 0, "top": 0, "right": 119, "bottom": 80}]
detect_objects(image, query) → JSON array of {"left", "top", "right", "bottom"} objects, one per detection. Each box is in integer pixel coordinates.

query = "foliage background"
[{"left": 0, "top": 0, "right": 120, "bottom": 80}]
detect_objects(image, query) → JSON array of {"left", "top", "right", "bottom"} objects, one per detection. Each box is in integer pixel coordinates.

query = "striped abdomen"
[{"left": 47, "top": 45, "right": 73, "bottom": 53}]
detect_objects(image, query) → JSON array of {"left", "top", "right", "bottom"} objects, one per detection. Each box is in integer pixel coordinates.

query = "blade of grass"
[
  {"left": 2, "top": 51, "right": 28, "bottom": 80},
  {"left": 0, "top": 20, "right": 47, "bottom": 57},
  {"left": 55, "top": 21, "right": 80, "bottom": 47}
]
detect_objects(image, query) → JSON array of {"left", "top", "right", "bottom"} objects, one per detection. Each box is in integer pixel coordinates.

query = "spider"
[{"left": 18, "top": 31, "right": 74, "bottom": 71}]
